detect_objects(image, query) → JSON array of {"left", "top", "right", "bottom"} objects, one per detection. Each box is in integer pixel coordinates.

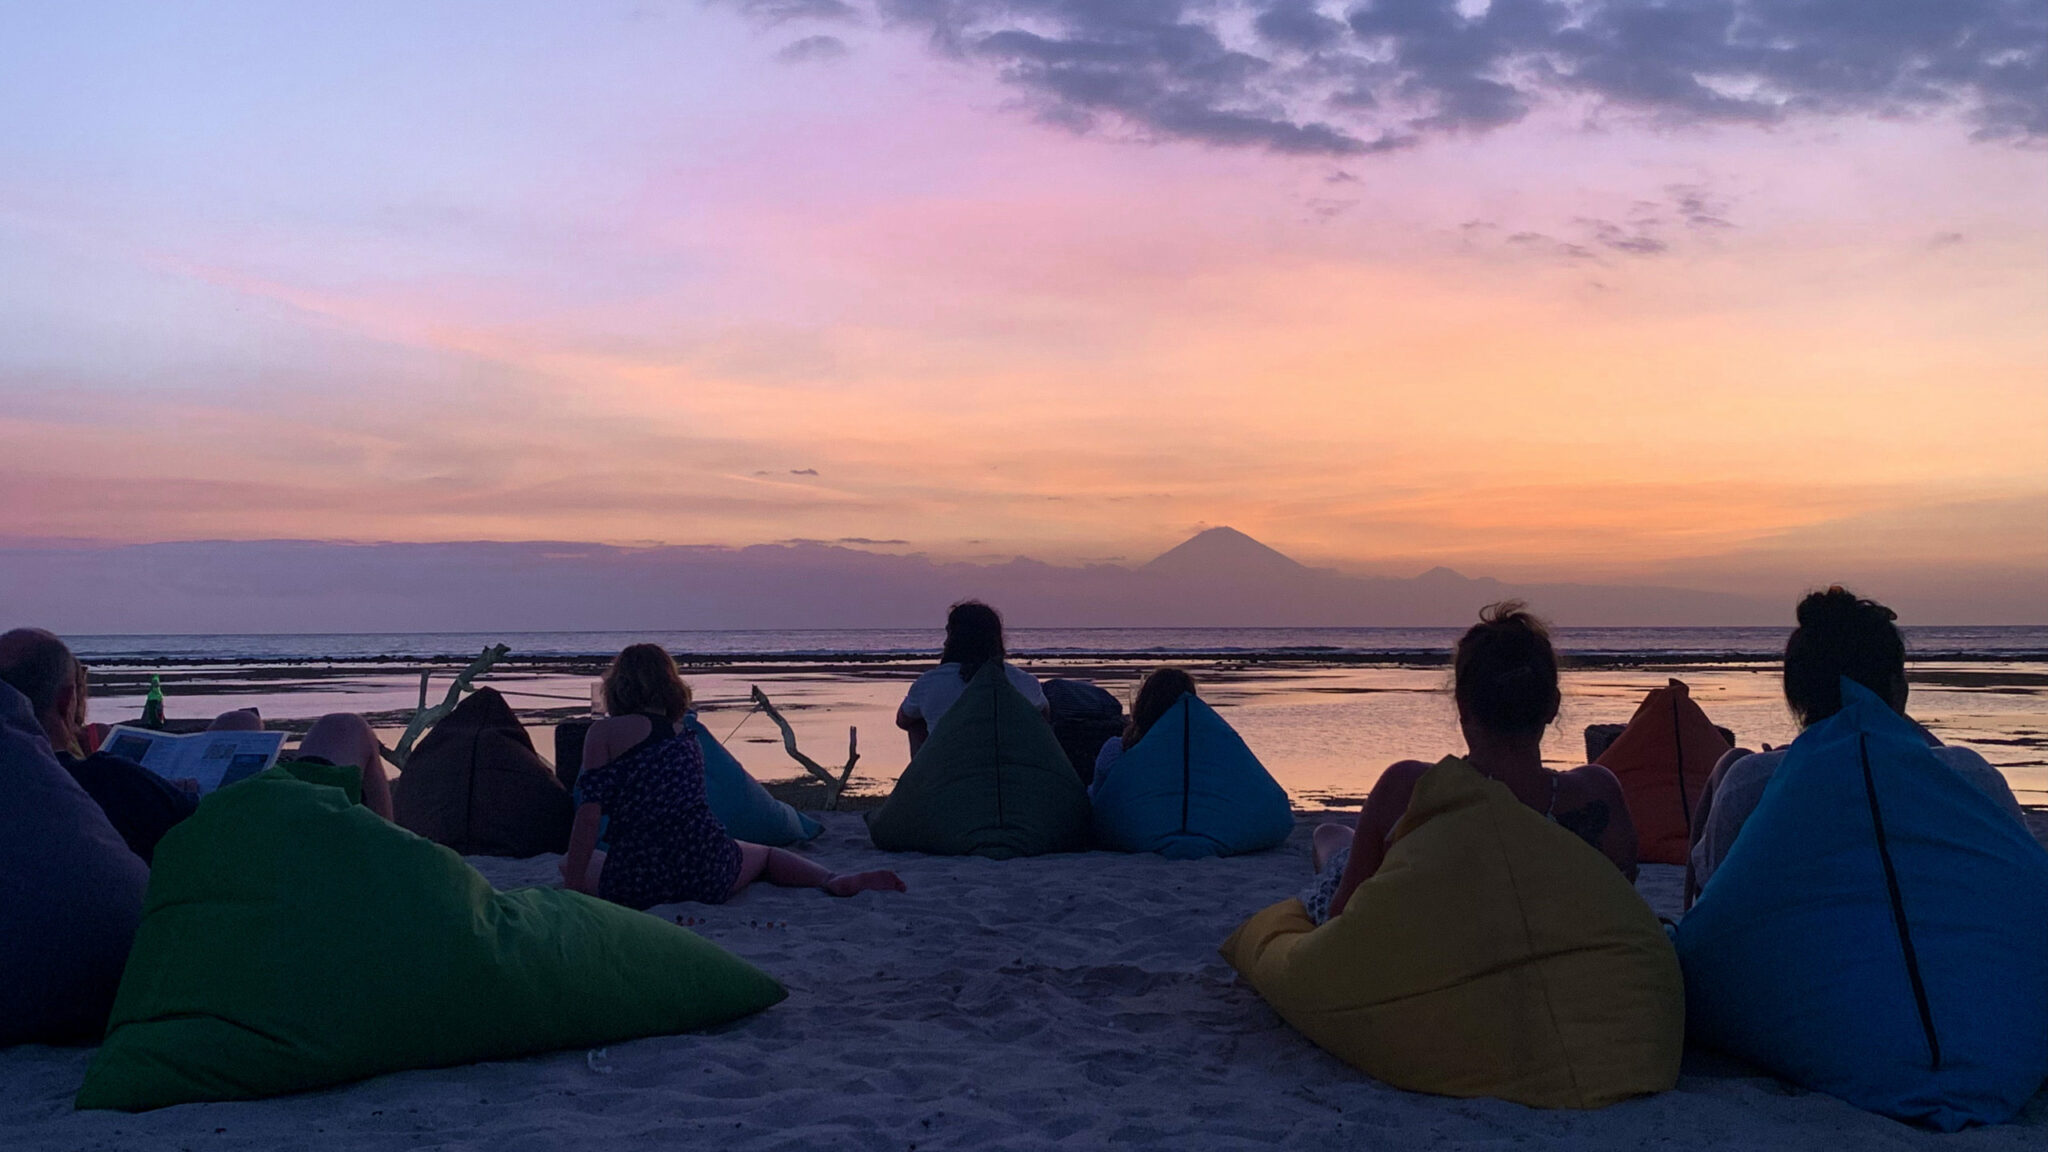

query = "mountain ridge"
[{"left": 0, "top": 527, "right": 1797, "bottom": 632}]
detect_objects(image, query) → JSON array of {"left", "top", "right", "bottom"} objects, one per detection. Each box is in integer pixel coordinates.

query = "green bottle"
[{"left": 141, "top": 675, "right": 166, "bottom": 730}]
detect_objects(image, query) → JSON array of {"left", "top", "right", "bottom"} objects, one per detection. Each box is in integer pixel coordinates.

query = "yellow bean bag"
[{"left": 1220, "top": 757, "right": 1683, "bottom": 1109}]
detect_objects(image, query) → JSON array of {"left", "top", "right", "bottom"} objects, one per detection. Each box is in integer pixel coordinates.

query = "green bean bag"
[
  {"left": 77, "top": 764, "right": 786, "bottom": 1111},
  {"left": 866, "top": 662, "right": 1089, "bottom": 858}
]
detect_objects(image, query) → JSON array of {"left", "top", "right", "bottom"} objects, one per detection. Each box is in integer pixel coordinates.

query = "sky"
[{"left": 1, "top": 1, "right": 2044, "bottom": 618}]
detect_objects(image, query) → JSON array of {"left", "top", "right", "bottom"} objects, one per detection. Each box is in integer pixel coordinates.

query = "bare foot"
[{"left": 824, "top": 870, "right": 907, "bottom": 897}]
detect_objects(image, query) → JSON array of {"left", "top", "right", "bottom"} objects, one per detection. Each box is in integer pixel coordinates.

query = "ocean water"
[
  {"left": 63, "top": 625, "right": 2048, "bottom": 662},
  {"left": 69, "top": 628, "right": 2048, "bottom": 807}
]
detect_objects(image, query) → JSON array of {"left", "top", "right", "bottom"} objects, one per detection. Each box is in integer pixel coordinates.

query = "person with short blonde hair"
[{"left": 562, "top": 643, "right": 905, "bottom": 908}]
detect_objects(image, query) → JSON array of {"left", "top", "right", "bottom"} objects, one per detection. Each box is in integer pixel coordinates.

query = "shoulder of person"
[
  {"left": 1720, "top": 747, "right": 1786, "bottom": 786},
  {"left": 588, "top": 714, "right": 654, "bottom": 746},
  {"left": 1557, "top": 761, "right": 1629, "bottom": 804},
  {"left": 1373, "top": 758, "right": 1436, "bottom": 796}
]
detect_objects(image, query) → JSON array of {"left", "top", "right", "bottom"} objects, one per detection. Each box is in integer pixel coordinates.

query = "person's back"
[
  {"left": 1091, "top": 667, "right": 1198, "bottom": 793},
  {"left": 569, "top": 647, "right": 740, "bottom": 910},
  {"left": 1303, "top": 603, "right": 1636, "bottom": 924},
  {"left": 564, "top": 644, "right": 903, "bottom": 908},
  {"left": 896, "top": 600, "right": 1046, "bottom": 755},
  {"left": 1687, "top": 588, "right": 2024, "bottom": 900}
]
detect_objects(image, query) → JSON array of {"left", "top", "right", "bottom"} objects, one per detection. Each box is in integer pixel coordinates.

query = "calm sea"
[{"left": 62, "top": 625, "right": 2048, "bottom": 663}]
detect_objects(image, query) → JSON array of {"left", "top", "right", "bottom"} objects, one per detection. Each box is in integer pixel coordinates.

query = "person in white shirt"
[
  {"left": 1685, "top": 587, "right": 2026, "bottom": 905},
  {"left": 895, "top": 601, "right": 1046, "bottom": 756}
]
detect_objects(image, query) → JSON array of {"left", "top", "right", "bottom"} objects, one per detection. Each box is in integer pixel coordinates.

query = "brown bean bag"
[
  {"left": 1596, "top": 678, "right": 1731, "bottom": 865},
  {"left": 394, "top": 688, "right": 573, "bottom": 857}
]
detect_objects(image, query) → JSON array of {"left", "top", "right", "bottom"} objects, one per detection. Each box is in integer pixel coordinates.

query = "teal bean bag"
[
  {"left": 77, "top": 764, "right": 787, "bottom": 1111},
  {"left": 1677, "top": 679, "right": 2048, "bottom": 1129},
  {"left": 0, "top": 683, "right": 150, "bottom": 1046},
  {"left": 1091, "top": 694, "right": 1293, "bottom": 859},
  {"left": 866, "top": 662, "right": 1088, "bottom": 858},
  {"left": 690, "top": 715, "right": 822, "bottom": 846}
]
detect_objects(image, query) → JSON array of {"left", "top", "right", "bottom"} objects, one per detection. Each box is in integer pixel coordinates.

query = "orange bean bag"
[{"left": 1596, "top": 679, "right": 1730, "bottom": 865}]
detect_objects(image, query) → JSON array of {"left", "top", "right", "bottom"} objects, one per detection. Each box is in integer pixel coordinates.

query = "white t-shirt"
[
  {"left": 899, "top": 662, "right": 1045, "bottom": 727},
  {"left": 1691, "top": 742, "right": 2023, "bottom": 892}
]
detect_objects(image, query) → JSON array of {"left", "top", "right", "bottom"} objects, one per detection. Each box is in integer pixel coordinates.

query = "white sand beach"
[{"left": 4, "top": 813, "right": 2043, "bottom": 1150}]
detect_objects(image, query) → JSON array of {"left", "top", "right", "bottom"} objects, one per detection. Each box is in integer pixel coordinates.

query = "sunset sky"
[{"left": 2, "top": 2, "right": 2043, "bottom": 611}]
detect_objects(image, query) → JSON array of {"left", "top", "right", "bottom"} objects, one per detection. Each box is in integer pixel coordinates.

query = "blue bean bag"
[
  {"left": 1677, "top": 679, "right": 2048, "bottom": 1129},
  {"left": 0, "top": 682, "right": 151, "bottom": 1046},
  {"left": 690, "top": 715, "right": 822, "bottom": 846},
  {"left": 1090, "top": 694, "right": 1293, "bottom": 859}
]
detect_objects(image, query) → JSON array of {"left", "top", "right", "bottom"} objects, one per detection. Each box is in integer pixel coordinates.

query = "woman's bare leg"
[
  {"left": 561, "top": 848, "right": 606, "bottom": 894},
  {"left": 729, "top": 842, "right": 906, "bottom": 898},
  {"left": 207, "top": 708, "right": 263, "bottom": 731},
  {"left": 298, "top": 712, "right": 394, "bottom": 821},
  {"left": 1312, "top": 822, "right": 1355, "bottom": 873}
]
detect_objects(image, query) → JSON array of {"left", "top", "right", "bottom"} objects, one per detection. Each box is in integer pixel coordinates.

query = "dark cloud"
[
  {"left": 1929, "top": 231, "right": 1967, "bottom": 247},
  {"left": 1582, "top": 217, "right": 1668, "bottom": 255},
  {"left": 790, "top": 467, "right": 821, "bottom": 475},
  {"left": 740, "top": 0, "right": 859, "bottom": 24},
  {"left": 1667, "top": 182, "right": 1734, "bottom": 230},
  {"left": 847, "top": 0, "right": 2045, "bottom": 156},
  {"left": 778, "top": 34, "right": 851, "bottom": 62},
  {"left": 1473, "top": 182, "right": 1738, "bottom": 260},
  {"left": 1255, "top": 0, "right": 1347, "bottom": 51}
]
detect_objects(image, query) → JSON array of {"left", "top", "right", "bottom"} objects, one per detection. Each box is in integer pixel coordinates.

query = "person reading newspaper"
[{"left": 0, "top": 629, "right": 394, "bottom": 863}]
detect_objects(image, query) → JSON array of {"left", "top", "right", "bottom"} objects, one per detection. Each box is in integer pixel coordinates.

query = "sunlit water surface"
[{"left": 80, "top": 658, "right": 2047, "bottom": 809}]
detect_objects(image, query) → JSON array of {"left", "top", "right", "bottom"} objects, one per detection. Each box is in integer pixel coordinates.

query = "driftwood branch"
[
  {"left": 750, "top": 685, "right": 860, "bottom": 810},
  {"left": 389, "top": 644, "right": 510, "bottom": 768}
]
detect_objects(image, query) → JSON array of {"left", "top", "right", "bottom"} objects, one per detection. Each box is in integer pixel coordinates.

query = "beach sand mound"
[{"left": 3, "top": 813, "right": 2044, "bottom": 1150}]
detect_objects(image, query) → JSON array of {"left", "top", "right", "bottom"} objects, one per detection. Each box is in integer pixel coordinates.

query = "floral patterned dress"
[{"left": 577, "top": 714, "right": 743, "bottom": 910}]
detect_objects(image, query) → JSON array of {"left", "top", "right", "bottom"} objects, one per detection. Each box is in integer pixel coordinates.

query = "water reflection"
[{"left": 86, "top": 660, "right": 2046, "bottom": 807}]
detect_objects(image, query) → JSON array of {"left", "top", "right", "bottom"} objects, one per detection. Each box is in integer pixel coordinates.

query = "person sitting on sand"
[
  {"left": 1089, "top": 666, "right": 1198, "bottom": 792},
  {"left": 895, "top": 600, "right": 1047, "bottom": 756},
  {"left": 1301, "top": 603, "right": 1638, "bottom": 925},
  {"left": 0, "top": 628, "right": 395, "bottom": 860},
  {"left": 563, "top": 643, "right": 905, "bottom": 909},
  {"left": 1686, "top": 587, "right": 2023, "bottom": 903}
]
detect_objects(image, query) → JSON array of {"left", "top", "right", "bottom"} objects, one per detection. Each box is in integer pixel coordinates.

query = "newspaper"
[{"left": 99, "top": 726, "right": 286, "bottom": 793}]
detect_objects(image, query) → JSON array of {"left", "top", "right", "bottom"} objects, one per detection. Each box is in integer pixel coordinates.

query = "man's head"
[{"left": 0, "top": 628, "right": 85, "bottom": 750}]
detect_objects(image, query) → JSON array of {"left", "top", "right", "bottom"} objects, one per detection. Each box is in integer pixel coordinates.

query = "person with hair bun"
[
  {"left": 1300, "top": 602, "right": 1637, "bottom": 924},
  {"left": 562, "top": 643, "right": 905, "bottom": 909},
  {"left": 1686, "top": 587, "right": 2022, "bottom": 901}
]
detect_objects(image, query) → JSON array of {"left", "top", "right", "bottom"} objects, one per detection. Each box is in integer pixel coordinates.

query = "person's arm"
[
  {"left": 1327, "top": 759, "right": 1432, "bottom": 919},
  {"left": 1014, "top": 669, "right": 1051, "bottom": 720},
  {"left": 896, "top": 679, "right": 927, "bottom": 754},
  {"left": 895, "top": 675, "right": 924, "bottom": 731},
  {"left": 1577, "top": 764, "right": 1639, "bottom": 884},
  {"left": 562, "top": 803, "right": 603, "bottom": 894}
]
